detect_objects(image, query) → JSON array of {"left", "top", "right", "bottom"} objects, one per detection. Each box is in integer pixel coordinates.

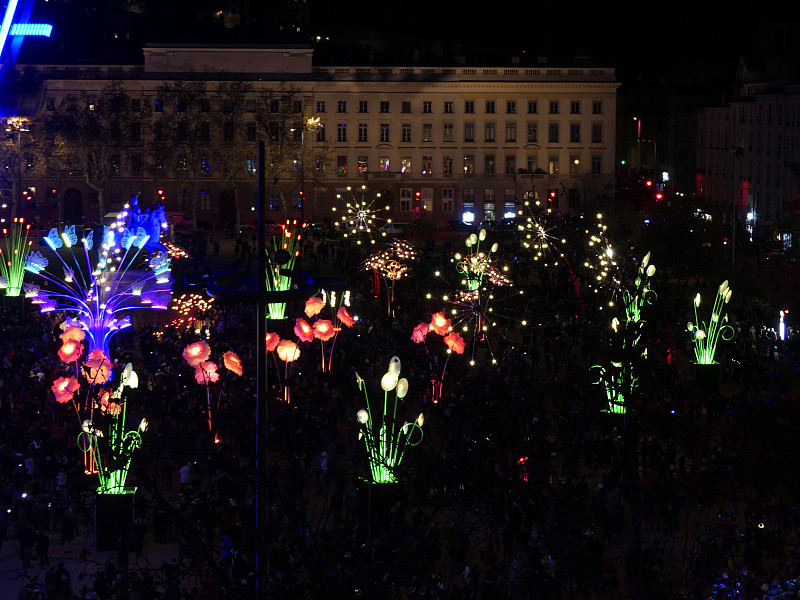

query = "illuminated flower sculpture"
[
  {"left": 688, "top": 280, "right": 734, "bottom": 365},
  {"left": 297, "top": 290, "right": 357, "bottom": 372},
  {"left": 432, "top": 229, "right": 523, "bottom": 365},
  {"left": 333, "top": 185, "right": 392, "bottom": 244},
  {"left": 183, "top": 341, "right": 243, "bottom": 430},
  {"left": 411, "top": 311, "right": 465, "bottom": 403},
  {"left": 264, "top": 335, "right": 301, "bottom": 403},
  {"left": 0, "top": 218, "right": 33, "bottom": 297},
  {"left": 591, "top": 252, "right": 657, "bottom": 415},
  {"left": 265, "top": 220, "right": 306, "bottom": 321},
  {"left": 24, "top": 208, "right": 173, "bottom": 360},
  {"left": 362, "top": 239, "right": 420, "bottom": 316},
  {"left": 355, "top": 356, "right": 424, "bottom": 484}
]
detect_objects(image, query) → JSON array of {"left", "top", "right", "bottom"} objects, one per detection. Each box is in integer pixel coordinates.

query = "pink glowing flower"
[
  {"left": 83, "top": 350, "right": 111, "bottom": 384},
  {"left": 97, "top": 389, "right": 112, "bottom": 411},
  {"left": 429, "top": 312, "right": 451, "bottom": 336},
  {"left": 276, "top": 339, "right": 301, "bottom": 362},
  {"left": 222, "top": 351, "right": 243, "bottom": 376},
  {"left": 51, "top": 376, "right": 80, "bottom": 404},
  {"left": 337, "top": 306, "right": 355, "bottom": 328},
  {"left": 411, "top": 322, "right": 430, "bottom": 344},
  {"left": 58, "top": 339, "right": 84, "bottom": 364},
  {"left": 183, "top": 341, "right": 211, "bottom": 367},
  {"left": 304, "top": 296, "right": 325, "bottom": 318},
  {"left": 313, "top": 320, "right": 336, "bottom": 342},
  {"left": 294, "top": 318, "right": 315, "bottom": 343},
  {"left": 443, "top": 332, "right": 466, "bottom": 355},
  {"left": 107, "top": 402, "right": 122, "bottom": 416},
  {"left": 60, "top": 326, "right": 86, "bottom": 344},
  {"left": 195, "top": 361, "right": 220, "bottom": 384},
  {"left": 265, "top": 332, "right": 281, "bottom": 352}
]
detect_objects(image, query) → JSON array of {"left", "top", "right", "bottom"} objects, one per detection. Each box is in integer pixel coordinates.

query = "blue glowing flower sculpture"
[{"left": 25, "top": 210, "right": 173, "bottom": 359}]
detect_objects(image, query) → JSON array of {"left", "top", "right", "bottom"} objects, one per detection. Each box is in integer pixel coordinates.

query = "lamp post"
[
  {"left": 295, "top": 115, "right": 320, "bottom": 223},
  {"left": 633, "top": 117, "right": 641, "bottom": 170},
  {"left": 4, "top": 116, "right": 29, "bottom": 218}
]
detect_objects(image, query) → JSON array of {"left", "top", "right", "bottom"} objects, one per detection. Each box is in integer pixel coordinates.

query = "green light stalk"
[
  {"left": 688, "top": 280, "right": 734, "bottom": 365},
  {"left": 266, "top": 220, "right": 305, "bottom": 320},
  {"left": 0, "top": 217, "right": 32, "bottom": 296},
  {"left": 355, "top": 357, "right": 423, "bottom": 484}
]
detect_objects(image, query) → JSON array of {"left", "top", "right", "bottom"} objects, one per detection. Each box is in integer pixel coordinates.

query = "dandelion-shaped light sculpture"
[
  {"left": 362, "top": 239, "right": 420, "bottom": 315},
  {"left": 0, "top": 217, "right": 33, "bottom": 296},
  {"left": 591, "top": 252, "right": 657, "bottom": 414},
  {"left": 355, "top": 356, "right": 423, "bottom": 484},
  {"left": 688, "top": 280, "right": 734, "bottom": 365},
  {"left": 25, "top": 211, "right": 172, "bottom": 359},
  {"left": 333, "top": 185, "right": 392, "bottom": 244},
  {"left": 265, "top": 220, "right": 306, "bottom": 320},
  {"left": 432, "top": 229, "right": 523, "bottom": 365}
]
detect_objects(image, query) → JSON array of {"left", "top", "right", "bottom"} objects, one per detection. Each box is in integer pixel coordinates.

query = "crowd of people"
[{"left": 1, "top": 220, "right": 800, "bottom": 599}]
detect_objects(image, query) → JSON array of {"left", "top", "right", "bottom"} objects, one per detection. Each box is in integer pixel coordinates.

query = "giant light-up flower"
[
  {"left": 362, "top": 239, "right": 420, "bottom": 315},
  {"left": 25, "top": 207, "right": 172, "bottom": 360},
  {"left": 688, "top": 280, "right": 734, "bottom": 365},
  {"left": 265, "top": 220, "right": 306, "bottom": 321}
]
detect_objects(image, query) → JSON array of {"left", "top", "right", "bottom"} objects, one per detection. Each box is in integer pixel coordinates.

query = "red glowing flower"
[
  {"left": 411, "top": 322, "right": 430, "bottom": 344},
  {"left": 337, "top": 306, "right": 355, "bottom": 328},
  {"left": 83, "top": 350, "right": 111, "bottom": 384},
  {"left": 195, "top": 361, "right": 220, "bottom": 384},
  {"left": 97, "top": 389, "right": 112, "bottom": 411},
  {"left": 313, "top": 319, "right": 336, "bottom": 342},
  {"left": 429, "top": 312, "right": 451, "bottom": 336},
  {"left": 265, "top": 332, "right": 281, "bottom": 352},
  {"left": 304, "top": 296, "right": 325, "bottom": 318},
  {"left": 51, "top": 376, "right": 80, "bottom": 404},
  {"left": 183, "top": 340, "right": 211, "bottom": 367},
  {"left": 443, "top": 332, "right": 466, "bottom": 355},
  {"left": 58, "top": 339, "right": 84, "bottom": 364},
  {"left": 60, "top": 326, "right": 86, "bottom": 344},
  {"left": 222, "top": 351, "right": 243, "bottom": 376},
  {"left": 294, "top": 318, "right": 315, "bottom": 343}
]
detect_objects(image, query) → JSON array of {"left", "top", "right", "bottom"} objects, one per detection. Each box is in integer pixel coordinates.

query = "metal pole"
[{"left": 255, "top": 140, "right": 268, "bottom": 597}]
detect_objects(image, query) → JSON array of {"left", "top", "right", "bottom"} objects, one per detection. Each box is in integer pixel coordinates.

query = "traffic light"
[
  {"left": 21, "top": 187, "right": 34, "bottom": 202},
  {"left": 157, "top": 189, "right": 166, "bottom": 203}
]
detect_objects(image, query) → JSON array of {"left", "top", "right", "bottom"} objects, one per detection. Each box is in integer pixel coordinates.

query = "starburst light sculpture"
[
  {"left": 333, "top": 185, "right": 392, "bottom": 244},
  {"left": 362, "top": 239, "right": 420, "bottom": 315},
  {"left": 25, "top": 209, "right": 172, "bottom": 359},
  {"left": 0, "top": 217, "right": 33, "bottom": 296}
]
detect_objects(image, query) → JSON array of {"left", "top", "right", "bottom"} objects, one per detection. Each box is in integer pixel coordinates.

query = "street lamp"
[
  {"left": 294, "top": 115, "right": 320, "bottom": 223},
  {"left": 633, "top": 117, "right": 641, "bottom": 170},
  {"left": 4, "top": 116, "right": 29, "bottom": 218}
]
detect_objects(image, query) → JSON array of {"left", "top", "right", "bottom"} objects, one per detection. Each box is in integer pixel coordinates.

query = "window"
[
  {"left": 464, "top": 122, "right": 475, "bottom": 142},
  {"left": 507, "top": 100, "right": 516, "bottom": 114},
  {"left": 464, "top": 154, "right": 475, "bottom": 175},
  {"left": 549, "top": 154, "right": 559, "bottom": 175},
  {"left": 131, "top": 98, "right": 141, "bottom": 112},
  {"left": 245, "top": 98, "right": 256, "bottom": 112},
  {"left": 422, "top": 122, "right": 433, "bottom": 142},
  {"left": 504, "top": 189, "right": 516, "bottom": 217},
  {"left": 200, "top": 156, "right": 212, "bottom": 174},
  {"left": 130, "top": 122, "right": 141, "bottom": 142},
  {"left": 316, "top": 124, "right": 326, "bottom": 142},
  {"left": 402, "top": 123, "right": 412, "bottom": 143},
  {"left": 592, "top": 100, "right": 603, "bottom": 114},
  {"left": 154, "top": 99, "right": 163, "bottom": 112},
  {"left": 200, "top": 122, "right": 211, "bottom": 142},
  {"left": 443, "top": 123, "right": 454, "bottom": 143},
  {"left": 506, "top": 122, "right": 517, "bottom": 142},
  {"left": 246, "top": 121, "right": 256, "bottom": 142},
  {"left": 528, "top": 100, "right": 538, "bottom": 114},
  {"left": 154, "top": 123, "right": 164, "bottom": 142},
  {"left": 484, "top": 154, "right": 495, "bottom": 174},
  {"left": 111, "top": 154, "right": 121, "bottom": 173},
  {"left": 443, "top": 155, "right": 454, "bottom": 174},
  {"left": 358, "top": 123, "right": 368, "bottom": 142},
  {"left": 380, "top": 101, "right": 390, "bottom": 113},
  {"left": 423, "top": 101, "right": 432, "bottom": 113},
  {"left": 380, "top": 123, "right": 390, "bottom": 142},
  {"left": 246, "top": 158, "right": 257, "bottom": 174},
  {"left": 200, "top": 190, "right": 211, "bottom": 211},
  {"left": 465, "top": 100, "right": 475, "bottom": 114},
  {"left": 591, "top": 122, "right": 603, "bottom": 143},
  {"left": 484, "top": 189, "right": 495, "bottom": 220},
  {"left": 337, "top": 155, "right": 347, "bottom": 174},
  {"left": 177, "top": 122, "right": 188, "bottom": 141},
  {"left": 358, "top": 156, "right": 368, "bottom": 173},
  {"left": 402, "top": 101, "right": 411, "bottom": 113},
  {"left": 592, "top": 154, "right": 601, "bottom": 175},
  {"left": 570, "top": 122, "right": 581, "bottom": 143},
  {"left": 401, "top": 156, "right": 411, "bottom": 173},
  {"left": 317, "top": 101, "right": 326, "bottom": 113},
  {"left": 400, "top": 188, "right": 412, "bottom": 211},
  {"left": 486, "top": 100, "right": 495, "bottom": 113},
  {"left": 527, "top": 154, "right": 538, "bottom": 173},
  {"left": 177, "top": 97, "right": 187, "bottom": 112},
  {"left": 131, "top": 153, "right": 142, "bottom": 173},
  {"left": 421, "top": 188, "right": 433, "bottom": 212},
  {"left": 444, "top": 101, "right": 454, "bottom": 114},
  {"left": 548, "top": 122, "right": 559, "bottom": 143},
  {"left": 569, "top": 154, "right": 580, "bottom": 174},
  {"left": 358, "top": 100, "right": 368, "bottom": 113},
  {"left": 422, "top": 155, "right": 433, "bottom": 175},
  {"left": 222, "top": 122, "right": 234, "bottom": 143},
  {"left": 570, "top": 100, "right": 581, "bottom": 114},
  {"left": 549, "top": 100, "right": 559, "bottom": 114},
  {"left": 293, "top": 100, "right": 302, "bottom": 113},
  {"left": 442, "top": 188, "right": 454, "bottom": 212},
  {"left": 485, "top": 122, "right": 495, "bottom": 142},
  {"left": 337, "top": 123, "right": 347, "bottom": 142},
  {"left": 270, "top": 99, "right": 280, "bottom": 113},
  {"left": 505, "top": 154, "right": 516, "bottom": 174},
  {"left": 337, "top": 100, "right": 347, "bottom": 113},
  {"left": 223, "top": 100, "right": 233, "bottom": 114},
  {"left": 380, "top": 156, "right": 390, "bottom": 171},
  {"left": 527, "top": 122, "right": 538, "bottom": 143}
]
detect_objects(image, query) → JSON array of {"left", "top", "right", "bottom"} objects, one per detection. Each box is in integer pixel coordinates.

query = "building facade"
[{"left": 11, "top": 46, "right": 619, "bottom": 230}]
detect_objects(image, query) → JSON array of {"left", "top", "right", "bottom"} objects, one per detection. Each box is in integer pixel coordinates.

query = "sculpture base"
[
  {"left": 95, "top": 488, "right": 137, "bottom": 550},
  {"left": 356, "top": 479, "right": 403, "bottom": 539},
  {"left": 693, "top": 362, "right": 720, "bottom": 394}
]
